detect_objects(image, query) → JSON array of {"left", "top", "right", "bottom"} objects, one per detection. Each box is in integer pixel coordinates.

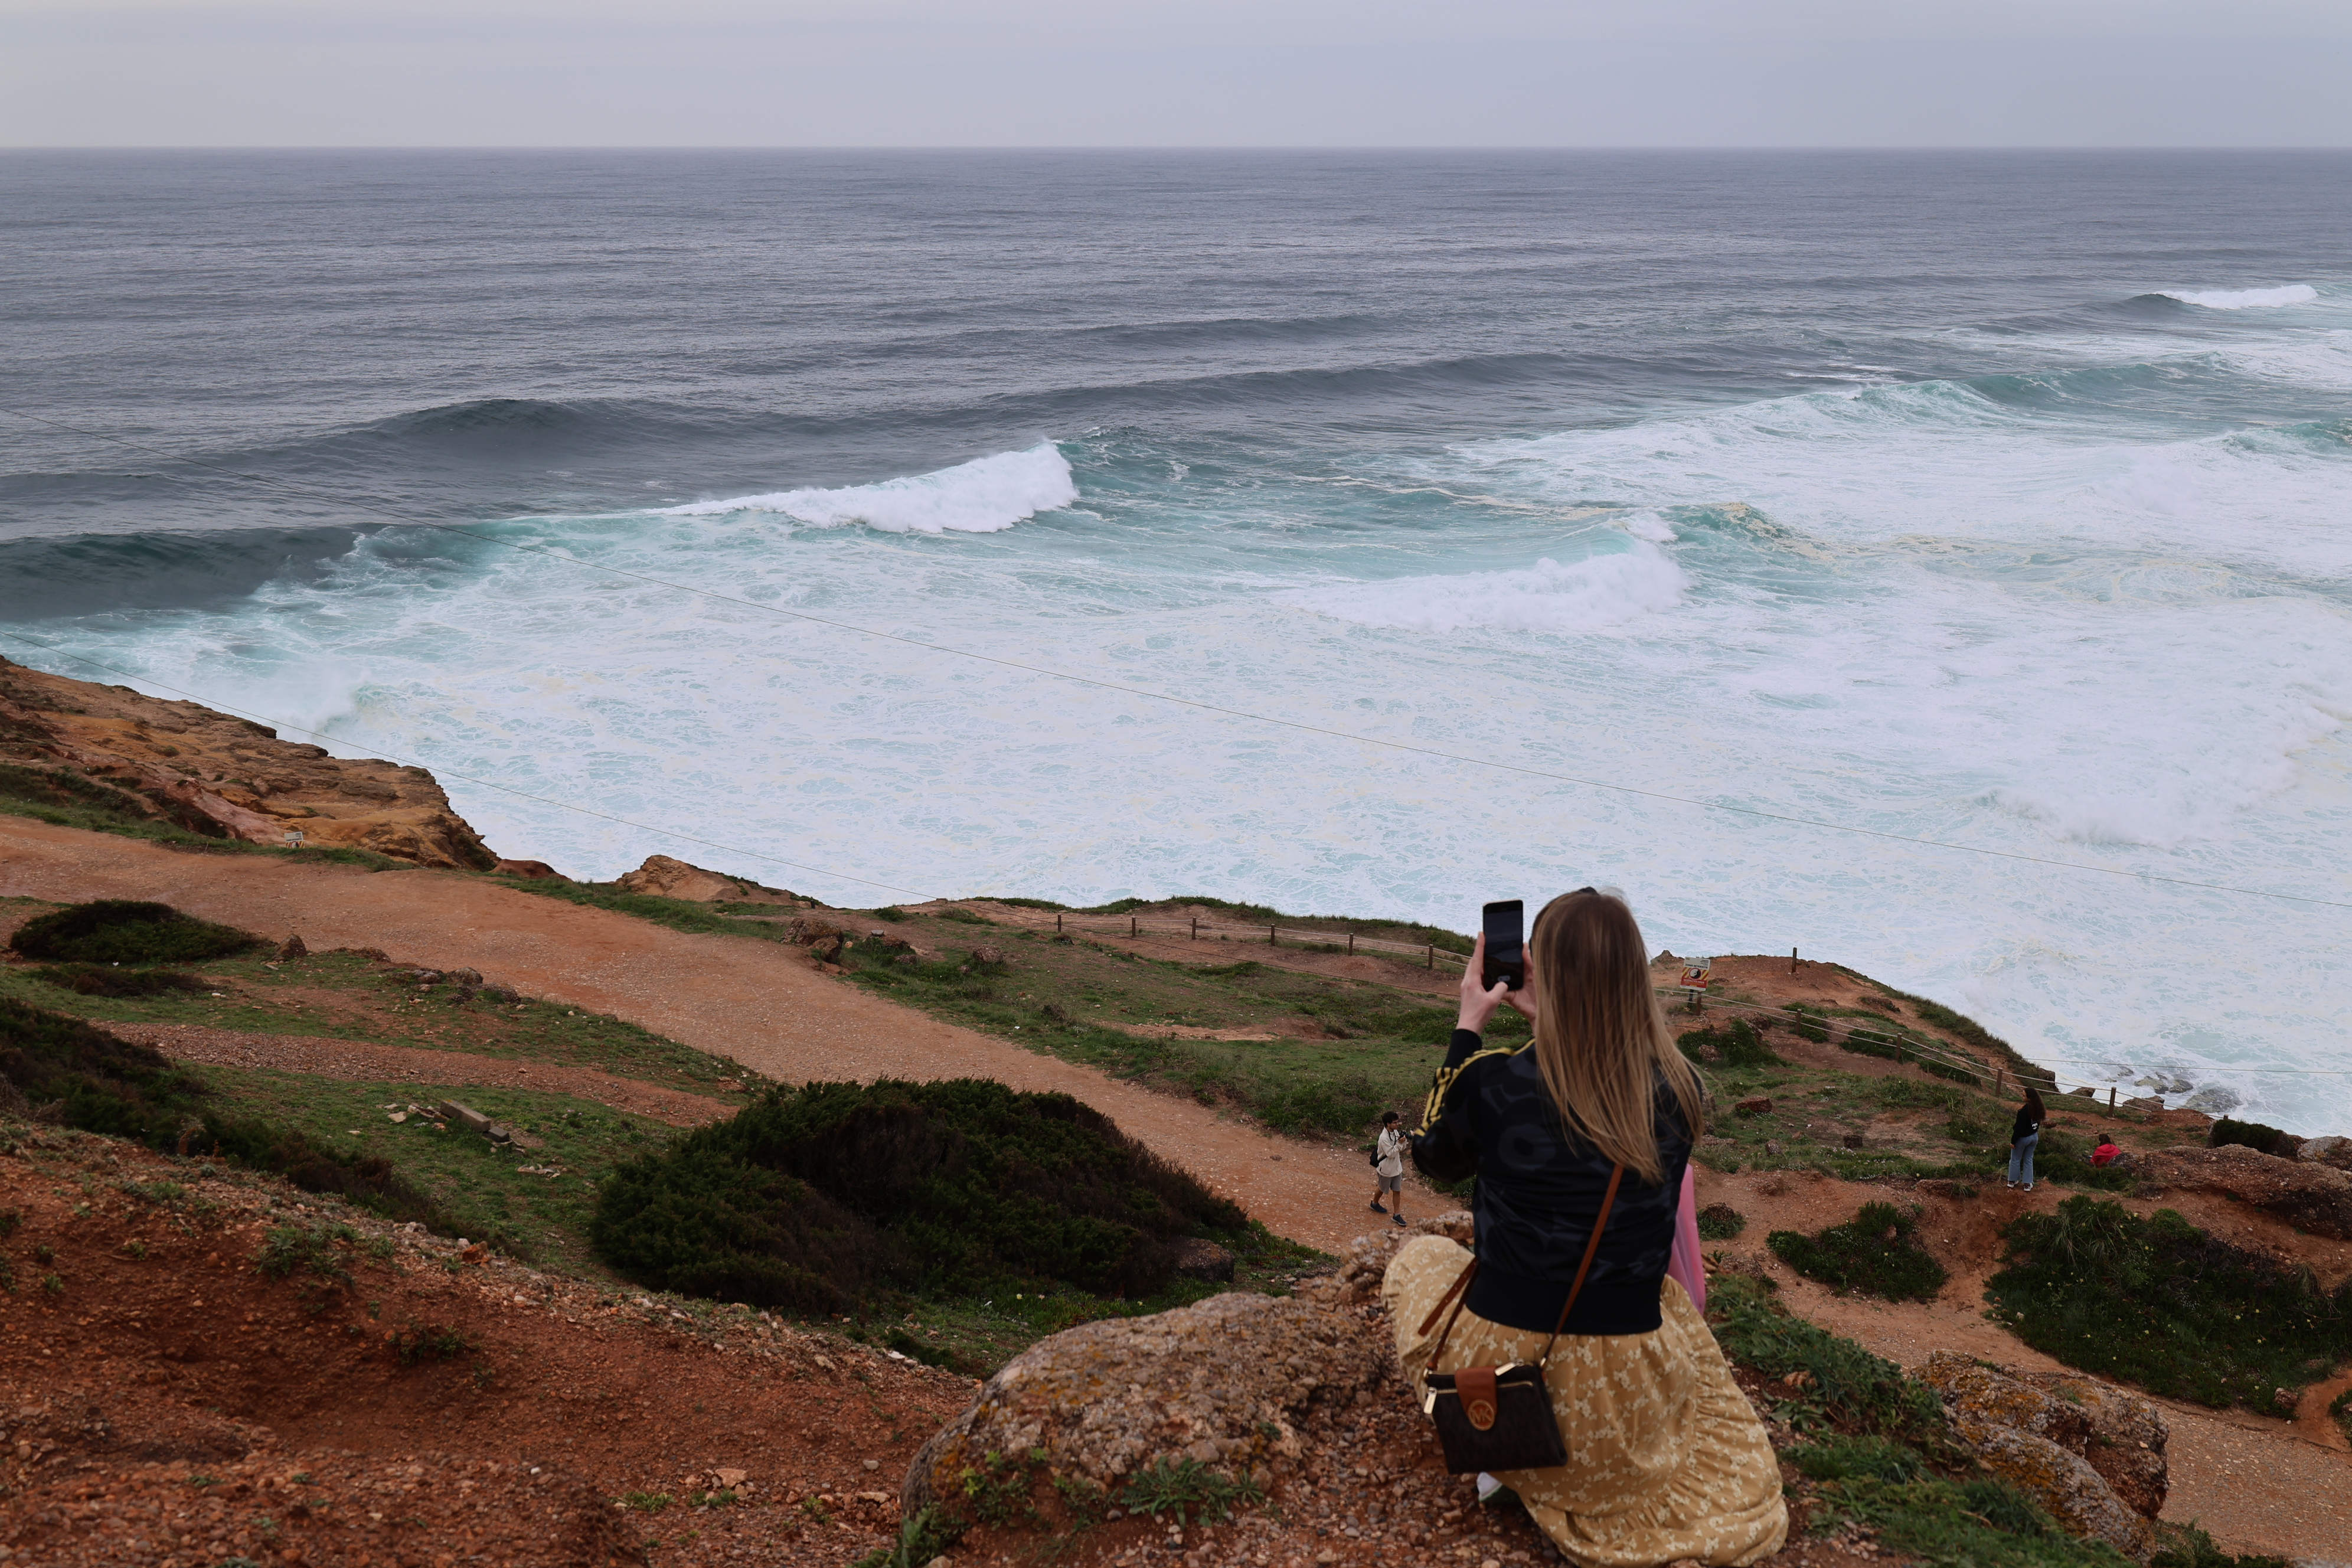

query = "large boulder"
[
  {"left": 2131, "top": 1144, "right": 2352, "bottom": 1240},
  {"left": 1917, "top": 1352, "right": 2165, "bottom": 1559},
  {"left": 901, "top": 1291, "right": 1380, "bottom": 1518},
  {"left": 1916, "top": 1351, "right": 2167, "bottom": 1517}
]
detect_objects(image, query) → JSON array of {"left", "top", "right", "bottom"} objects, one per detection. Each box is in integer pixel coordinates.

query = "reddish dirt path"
[
  {"left": 0, "top": 818, "right": 1436, "bottom": 1250},
  {"left": 105, "top": 1021, "right": 737, "bottom": 1127}
]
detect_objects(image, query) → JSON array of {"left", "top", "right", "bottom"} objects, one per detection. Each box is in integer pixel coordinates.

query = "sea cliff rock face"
[
  {"left": 900, "top": 1292, "right": 1380, "bottom": 1517},
  {"left": 612, "top": 854, "right": 806, "bottom": 905},
  {"left": 0, "top": 656, "right": 498, "bottom": 870},
  {"left": 1917, "top": 1351, "right": 2166, "bottom": 1559},
  {"left": 2132, "top": 1143, "right": 2352, "bottom": 1240},
  {"left": 2297, "top": 1135, "right": 2352, "bottom": 1172}
]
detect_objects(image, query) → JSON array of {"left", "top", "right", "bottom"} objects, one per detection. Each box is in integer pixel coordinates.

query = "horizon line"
[{"left": 6, "top": 143, "right": 2352, "bottom": 155}]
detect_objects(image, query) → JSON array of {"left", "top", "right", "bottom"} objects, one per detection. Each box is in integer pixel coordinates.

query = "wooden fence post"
[
  {"left": 1347, "top": 933, "right": 1354, "bottom": 956},
  {"left": 1426, "top": 943, "right": 1434, "bottom": 969},
  {"left": 1190, "top": 917, "right": 1198, "bottom": 940},
  {"left": 1131, "top": 915, "right": 1138, "bottom": 938},
  {"left": 1056, "top": 913, "right": 1063, "bottom": 933},
  {"left": 1994, "top": 1067, "right": 2004, "bottom": 1099},
  {"left": 1791, "top": 947, "right": 1798, "bottom": 973},
  {"left": 2108, "top": 1086, "right": 2116, "bottom": 1112},
  {"left": 1268, "top": 925, "right": 1276, "bottom": 946}
]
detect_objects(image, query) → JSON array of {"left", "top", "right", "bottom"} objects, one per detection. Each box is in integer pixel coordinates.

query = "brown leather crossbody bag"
[{"left": 1416, "top": 1165, "right": 1623, "bottom": 1476}]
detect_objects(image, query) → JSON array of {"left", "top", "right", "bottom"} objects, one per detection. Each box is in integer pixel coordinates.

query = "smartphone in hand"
[{"left": 1481, "top": 900, "right": 1524, "bottom": 991}]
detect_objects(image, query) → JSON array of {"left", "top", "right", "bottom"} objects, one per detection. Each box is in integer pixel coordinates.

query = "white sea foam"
[
  {"left": 2158, "top": 284, "right": 2318, "bottom": 310},
  {"left": 657, "top": 442, "right": 1076, "bottom": 533},
  {"left": 1274, "top": 543, "right": 1689, "bottom": 635}
]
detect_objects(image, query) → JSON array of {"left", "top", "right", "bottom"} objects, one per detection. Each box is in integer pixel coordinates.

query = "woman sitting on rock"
[{"left": 1383, "top": 888, "right": 1787, "bottom": 1567}]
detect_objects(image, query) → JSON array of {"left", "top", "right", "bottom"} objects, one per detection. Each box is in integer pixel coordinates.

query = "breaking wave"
[
  {"left": 2153, "top": 284, "right": 2318, "bottom": 310},
  {"left": 656, "top": 442, "right": 1076, "bottom": 533}
]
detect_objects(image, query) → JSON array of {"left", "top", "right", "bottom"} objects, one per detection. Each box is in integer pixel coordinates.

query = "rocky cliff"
[{"left": 0, "top": 655, "right": 499, "bottom": 870}]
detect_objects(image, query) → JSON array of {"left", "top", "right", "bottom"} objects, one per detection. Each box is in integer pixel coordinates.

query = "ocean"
[{"left": 4, "top": 149, "right": 2348, "bottom": 1131}]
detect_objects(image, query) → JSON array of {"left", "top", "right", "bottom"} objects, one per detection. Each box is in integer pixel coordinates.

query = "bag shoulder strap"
[{"left": 1537, "top": 1163, "right": 1623, "bottom": 1369}]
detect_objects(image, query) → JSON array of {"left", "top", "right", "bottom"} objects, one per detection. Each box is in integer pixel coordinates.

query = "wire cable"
[
  {"left": 0, "top": 626, "right": 935, "bottom": 901},
  {"left": 5, "top": 403, "right": 2348, "bottom": 913}
]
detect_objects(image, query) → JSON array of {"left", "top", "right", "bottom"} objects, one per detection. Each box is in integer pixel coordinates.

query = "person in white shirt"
[{"left": 1369, "top": 1110, "right": 1409, "bottom": 1228}]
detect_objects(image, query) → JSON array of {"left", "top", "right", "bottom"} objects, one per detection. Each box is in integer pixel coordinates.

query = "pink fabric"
[{"left": 1666, "top": 1164, "right": 1706, "bottom": 1317}]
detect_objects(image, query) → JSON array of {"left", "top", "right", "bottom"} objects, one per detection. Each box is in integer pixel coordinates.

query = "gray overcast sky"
[{"left": 5, "top": 0, "right": 2349, "bottom": 146}]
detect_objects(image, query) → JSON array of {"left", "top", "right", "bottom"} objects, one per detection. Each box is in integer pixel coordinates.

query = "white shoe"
[{"left": 1475, "top": 1473, "right": 1503, "bottom": 1502}]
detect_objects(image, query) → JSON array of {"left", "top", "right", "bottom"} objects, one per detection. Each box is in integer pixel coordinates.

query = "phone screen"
[{"left": 1481, "top": 900, "right": 1524, "bottom": 991}]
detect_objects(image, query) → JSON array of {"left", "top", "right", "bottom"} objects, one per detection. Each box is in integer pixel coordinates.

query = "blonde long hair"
[{"left": 1525, "top": 889, "right": 1704, "bottom": 1184}]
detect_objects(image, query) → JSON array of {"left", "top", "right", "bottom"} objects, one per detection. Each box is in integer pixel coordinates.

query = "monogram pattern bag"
[{"left": 1417, "top": 1165, "right": 1624, "bottom": 1475}]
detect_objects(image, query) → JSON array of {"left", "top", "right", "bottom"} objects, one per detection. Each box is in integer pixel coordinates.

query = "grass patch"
[
  {"left": 255, "top": 1220, "right": 361, "bottom": 1284},
  {"left": 1707, "top": 1273, "right": 1952, "bottom": 1452},
  {"left": 1696, "top": 1203, "right": 1746, "bottom": 1240},
  {"left": 1988, "top": 1197, "right": 2352, "bottom": 1416},
  {"left": 194, "top": 1063, "right": 679, "bottom": 1269},
  {"left": 1768, "top": 1201, "right": 1950, "bottom": 1301},
  {"left": 9, "top": 900, "right": 259, "bottom": 965},
  {"left": 594, "top": 1077, "right": 1250, "bottom": 1313},
  {"left": 1807, "top": 1468, "right": 2131, "bottom": 1568}
]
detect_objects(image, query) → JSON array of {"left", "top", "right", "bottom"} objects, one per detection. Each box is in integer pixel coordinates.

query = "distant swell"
[
  {"left": 2150, "top": 284, "right": 2318, "bottom": 311},
  {"left": 656, "top": 442, "right": 1077, "bottom": 534}
]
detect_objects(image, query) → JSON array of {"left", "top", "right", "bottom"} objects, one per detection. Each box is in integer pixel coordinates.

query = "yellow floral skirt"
[{"left": 1383, "top": 1235, "right": 1788, "bottom": 1568}]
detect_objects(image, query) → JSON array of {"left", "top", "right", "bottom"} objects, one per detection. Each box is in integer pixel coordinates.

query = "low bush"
[
  {"left": 1706, "top": 1273, "right": 1952, "bottom": 1451},
  {"left": 1783, "top": 1004, "right": 1830, "bottom": 1043},
  {"left": 1696, "top": 1203, "right": 1747, "bottom": 1240},
  {"left": 1677, "top": 1020, "right": 1782, "bottom": 1069},
  {"left": 1812, "top": 1470, "right": 2122, "bottom": 1568},
  {"left": 2209, "top": 1118, "right": 2298, "bottom": 1158},
  {"left": 9, "top": 900, "right": 259, "bottom": 965},
  {"left": 1987, "top": 1196, "right": 2352, "bottom": 1416},
  {"left": 593, "top": 1078, "right": 1248, "bottom": 1315},
  {"left": 29, "top": 963, "right": 208, "bottom": 998},
  {"left": 0, "top": 996, "right": 460, "bottom": 1235},
  {"left": 1768, "top": 1201, "right": 1950, "bottom": 1302},
  {"left": 2030, "top": 1128, "right": 2137, "bottom": 1191}
]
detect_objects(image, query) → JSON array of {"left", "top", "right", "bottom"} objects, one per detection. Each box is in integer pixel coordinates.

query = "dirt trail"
[
  {"left": 106, "top": 1021, "right": 737, "bottom": 1127},
  {"left": 1696, "top": 1165, "right": 2352, "bottom": 1560},
  {"left": 0, "top": 818, "right": 1435, "bottom": 1250}
]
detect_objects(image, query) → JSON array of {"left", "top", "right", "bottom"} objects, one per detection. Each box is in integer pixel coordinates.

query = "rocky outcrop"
[
  {"left": 0, "top": 656, "right": 499, "bottom": 870},
  {"left": 901, "top": 1291, "right": 1381, "bottom": 1517},
  {"left": 1917, "top": 1352, "right": 2167, "bottom": 1559},
  {"left": 2132, "top": 1144, "right": 2352, "bottom": 1240},
  {"left": 2297, "top": 1135, "right": 2352, "bottom": 1172},
  {"left": 613, "top": 854, "right": 807, "bottom": 905}
]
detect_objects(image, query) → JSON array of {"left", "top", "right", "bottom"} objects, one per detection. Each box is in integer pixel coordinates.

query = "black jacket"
[
  {"left": 2011, "top": 1106, "right": 2043, "bottom": 1144},
  {"left": 1411, "top": 1028, "right": 1691, "bottom": 1335}
]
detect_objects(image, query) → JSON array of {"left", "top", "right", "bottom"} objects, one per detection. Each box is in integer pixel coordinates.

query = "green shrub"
[
  {"left": 1987, "top": 1196, "right": 2352, "bottom": 1416},
  {"left": 1840, "top": 1024, "right": 1904, "bottom": 1062},
  {"left": 1784, "top": 1005, "right": 1830, "bottom": 1043},
  {"left": 256, "top": 1221, "right": 360, "bottom": 1284},
  {"left": 0, "top": 994, "right": 208, "bottom": 1144},
  {"left": 1117, "top": 1457, "right": 1262, "bottom": 1527},
  {"left": 2209, "top": 1118, "right": 2297, "bottom": 1157},
  {"left": 1254, "top": 1073, "right": 1385, "bottom": 1136},
  {"left": 29, "top": 963, "right": 209, "bottom": 998},
  {"left": 1816, "top": 1472, "right": 2123, "bottom": 1567},
  {"left": 1768, "top": 1201, "right": 1950, "bottom": 1301},
  {"left": 593, "top": 1078, "right": 1247, "bottom": 1314},
  {"left": 2147, "top": 1524, "right": 2294, "bottom": 1568},
  {"left": 2031, "top": 1127, "right": 2137, "bottom": 1191},
  {"left": 1677, "top": 1020, "right": 1782, "bottom": 1068},
  {"left": 9, "top": 900, "right": 259, "bottom": 965},
  {"left": 1696, "top": 1203, "right": 1746, "bottom": 1240},
  {"left": 1706, "top": 1273, "right": 1951, "bottom": 1451}
]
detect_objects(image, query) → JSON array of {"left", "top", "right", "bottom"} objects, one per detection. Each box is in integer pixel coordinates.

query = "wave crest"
[
  {"left": 2153, "top": 284, "right": 2318, "bottom": 311},
  {"left": 658, "top": 442, "right": 1076, "bottom": 533}
]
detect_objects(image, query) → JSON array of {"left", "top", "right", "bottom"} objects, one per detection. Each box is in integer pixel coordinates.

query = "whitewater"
[{"left": 3, "top": 150, "right": 2350, "bottom": 1132}]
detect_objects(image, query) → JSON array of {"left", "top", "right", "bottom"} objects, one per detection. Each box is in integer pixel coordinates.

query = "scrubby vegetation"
[
  {"left": 1708, "top": 1273, "right": 1954, "bottom": 1452},
  {"left": 0, "top": 763, "right": 400, "bottom": 867},
  {"left": 2208, "top": 1118, "right": 2298, "bottom": 1157},
  {"left": 593, "top": 1077, "right": 1255, "bottom": 1314},
  {"left": 1677, "top": 1019, "right": 1782, "bottom": 1068},
  {"left": 1987, "top": 1196, "right": 2352, "bottom": 1416},
  {"left": 1768, "top": 1201, "right": 1950, "bottom": 1301},
  {"left": 29, "top": 962, "right": 208, "bottom": 997},
  {"left": 0, "top": 994, "right": 459, "bottom": 1236},
  {"left": 1697, "top": 1202, "right": 1747, "bottom": 1239},
  {"left": 9, "top": 899, "right": 259, "bottom": 965}
]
